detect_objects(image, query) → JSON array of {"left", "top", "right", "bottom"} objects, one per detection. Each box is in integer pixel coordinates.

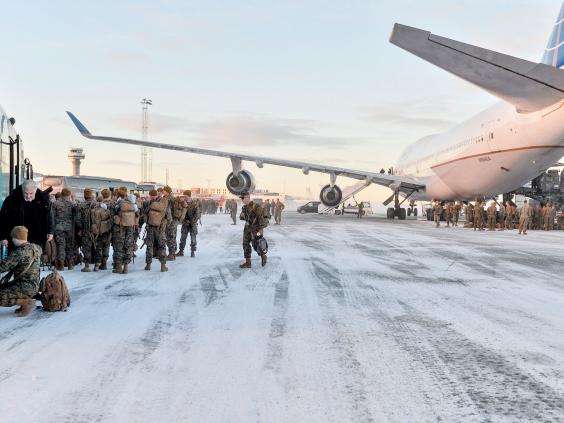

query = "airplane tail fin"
[
  {"left": 390, "top": 23, "right": 564, "bottom": 113},
  {"left": 541, "top": 2, "right": 564, "bottom": 68}
]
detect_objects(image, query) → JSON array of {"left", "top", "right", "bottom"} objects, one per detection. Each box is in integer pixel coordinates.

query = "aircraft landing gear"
[{"left": 386, "top": 191, "right": 407, "bottom": 220}]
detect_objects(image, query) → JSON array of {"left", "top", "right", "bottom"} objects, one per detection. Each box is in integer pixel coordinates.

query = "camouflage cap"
[
  {"left": 149, "top": 189, "right": 158, "bottom": 196},
  {"left": 101, "top": 188, "right": 111, "bottom": 199},
  {"left": 61, "top": 188, "right": 71, "bottom": 198},
  {"left": 183, "top": 189, "right": 191, "bottom": 197},
  {"left": 11, "top": 226, "right": 28, "bottom": 241},
  {"left": 163, "top": 186, "right": 172, "bottom": 194}
]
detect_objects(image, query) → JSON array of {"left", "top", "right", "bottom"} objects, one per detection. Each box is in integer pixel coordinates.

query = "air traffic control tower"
[{"left": 68, "top": 148, "right": 85, "bottom": 176}]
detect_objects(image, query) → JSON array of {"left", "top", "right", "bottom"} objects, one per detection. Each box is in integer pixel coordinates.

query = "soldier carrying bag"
[
  {"left": 91, "top": 205, "right": 112, "bottom": 236},
  {"left": 148, "top": 198, "right": 168, "bottom": 227},
  {"left": 172, "top": 197, "right": 188, "bottom": 221},
  {"left": 114, "top": 200, "right": 137, "bottom": 227},
  {"left": 39, "top": 271, "right": 70, "bottom": 312},
  {"left": 252, "top": 234, "right": 268, "bottom": 256}
]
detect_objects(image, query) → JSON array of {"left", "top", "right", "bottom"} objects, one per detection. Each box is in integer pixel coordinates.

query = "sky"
[{"left": 1, "top": 0, "right": 562, "bottom": 201}]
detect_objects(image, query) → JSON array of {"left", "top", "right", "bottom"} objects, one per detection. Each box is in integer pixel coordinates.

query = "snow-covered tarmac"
[{"left": 0, "top": 212, "right": 563, "bottom": 422}]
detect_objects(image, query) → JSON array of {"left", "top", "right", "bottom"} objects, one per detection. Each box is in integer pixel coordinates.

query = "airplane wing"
[
  {"left": 390, "top": 24, "right": 564, "bottom": 113},
  {"left": 66, "top": 111, "right": 425, "bottom": 193}
]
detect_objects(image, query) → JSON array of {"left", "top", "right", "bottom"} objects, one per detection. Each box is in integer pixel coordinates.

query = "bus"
[
  {"left": 41, "top": 175, "right": 138, "bottom": 200},
  {"left": 0, "top": 104, "right": 25, "bottom": 206}
]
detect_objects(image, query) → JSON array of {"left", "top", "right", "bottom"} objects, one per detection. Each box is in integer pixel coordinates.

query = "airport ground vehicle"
[
  {"left": 335, "top": 201, "right": 372, "bottom": 215},
  {"left": 297, "top": 201, "right": 320, "bottom": 214}
]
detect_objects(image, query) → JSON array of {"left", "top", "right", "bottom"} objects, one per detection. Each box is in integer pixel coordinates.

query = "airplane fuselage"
[{"left": 395, "top": 100, "right": 564, "bottom": 201}]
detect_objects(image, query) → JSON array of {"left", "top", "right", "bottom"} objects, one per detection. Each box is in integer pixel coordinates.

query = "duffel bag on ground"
[{"left": 39, "top": 271, "right": 71, "bottom": 312}]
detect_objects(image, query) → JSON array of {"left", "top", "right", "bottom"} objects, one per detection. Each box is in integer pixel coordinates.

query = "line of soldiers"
[
  {"left": 51, "top": 186, "right": 201, "bottom": 274},
  {"left": 432, "top": 199, "right": 560, "bottom": 234}
]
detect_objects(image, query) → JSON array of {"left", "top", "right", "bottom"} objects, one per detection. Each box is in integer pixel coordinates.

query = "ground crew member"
[
  {"left": 518, "top": 200, "right": 532, "bottom": 235},
  {"left": 274, "top": 199, "right": 285, "bottom": 224},
  {"left": 142, "top": 190, "right": 169, "bottom": 272},
  {"left": 230, "top": 199, "right": 238, "bottom": 225},
  {"left": 433, "top": 201, "right": 442, "bottom": 228},
  {"left": 487, "top": 202, "right": 497, "bottom": 231},
  {"left": 52, "top": 188, "right": 76, "bottom": 271},
  {"left": 178, "top": 191, "right": 200, "bottom": 258},
  {"left": 358, "top": 202, "right": 364, "bottom": 219},
  {"left": 239, "top": 192, "right": 268, "bottom": 268},
  {"left": 0, "top": 226, "right": 41, "bottom": 317}
]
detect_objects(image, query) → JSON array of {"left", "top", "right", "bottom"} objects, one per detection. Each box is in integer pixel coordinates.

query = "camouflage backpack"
[
  {"left": 172, "top": 197, "right": 188, "bottom": 221},
  {"left": 91, "top": 205, "right": 112, "bottom": 236},
  {"left": 39, "top": 271, "right": 71, "bottom": 312}
]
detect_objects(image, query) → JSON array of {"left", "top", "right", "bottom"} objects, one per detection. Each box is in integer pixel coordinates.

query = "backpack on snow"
[{"left": 39, "top": 271, "right": 71, "bottom": 312}]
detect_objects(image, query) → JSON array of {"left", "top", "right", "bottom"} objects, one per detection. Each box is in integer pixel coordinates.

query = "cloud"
[
  {"left": 106, "top": 51, "right": 151, "bottom": 65},
  {"left": 109, "top": 112, "right": 370, "bottom": 148},
  {"left": 196, "top": 115, "right": 338, "bottom": 147},
  {"left": 362, "top": 100, "right": 458, "bottom": 131}
]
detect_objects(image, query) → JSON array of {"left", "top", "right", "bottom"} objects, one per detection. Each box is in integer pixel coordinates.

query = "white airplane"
[{"left": 67, "top": 3, "right": 564, "bottom": 219}]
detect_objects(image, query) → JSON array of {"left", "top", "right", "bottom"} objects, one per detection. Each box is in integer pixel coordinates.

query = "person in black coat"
[{"left": 0, "top": 180, "right": 54, "bottom": 250}]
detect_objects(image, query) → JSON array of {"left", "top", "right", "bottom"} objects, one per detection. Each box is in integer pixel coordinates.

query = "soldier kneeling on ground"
[
  {"left": 239, "top": 192, "right": 269, "bottom": 268},
  {"left": 0, "top": 226, "right": 41, "bottom": 317}
]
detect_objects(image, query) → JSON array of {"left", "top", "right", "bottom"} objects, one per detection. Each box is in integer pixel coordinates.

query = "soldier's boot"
[
  {"left": 160, "top": 261, "right": 168, "bottom": 272},
  {"left": 176, "top": 250, "right": 184, "bottom": 257},
  {"left": 144, "top": 262, "right": 151, "bottom": 271},
  {"left": 99, "top": 259, "right": 108, "bottom": 270},
  {"left": 261, "top": 254, "right": 267, "bottom": 267},
  {"left": 113, "top": 263, "right": 123, "bottom": 274},
  {"left": 240, "top": 258, "right": 251, "bottom": 268},
  {"left": 55, "top": 260, "right": 64, "bottom": 271},
  {"left": 190, "top": 247, "right": 196, "bottom": 258},
  {"left": 122, "top": 263, "right": 129, "bottom": 274},
  {"left": 81, "top": 263, "right": 92, "bottom": 273},
  {"left": 14, "top": 298, "right": 35, "bottom": 317},
  {"left": 67, "top": 259, "right": 74, "bottom": 271},
  {"left": 93, "top": 263, "right": 100, "bottom": 272},
  {"left": 167, "top": 253, "right": 176, "bottom": 261}
]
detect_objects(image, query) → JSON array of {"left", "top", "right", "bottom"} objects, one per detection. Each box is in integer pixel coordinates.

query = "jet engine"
[
  {"left": 226, "top": 170, "right": 255, "bottom": 195},
  {"left": 319, "top": 184, "right": 343, "bottom": 207}
]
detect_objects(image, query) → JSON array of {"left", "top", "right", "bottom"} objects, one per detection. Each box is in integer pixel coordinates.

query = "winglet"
[{"left": 66, "top": 111, "right": 92, "bottom": 137}]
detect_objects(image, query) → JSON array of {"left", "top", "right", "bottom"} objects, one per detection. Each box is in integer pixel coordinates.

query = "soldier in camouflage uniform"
[
  {"left": 52, "top": 188, "right": 76, "bottom": 271},
  {"left": 0, "top": 226, "right": 41, "bottom": 316},
  {"left": 112, "top": 188, "right": 138, "bottom": 274},
  {"left": 239, "top": 192, "right": 268, "bottom": 268},
  {"left": 76, "top": 189, "right": 97, "bottom": 272},
  {"left": 142, "top": 190, "right": 169, "bottom": 272},
  {"left": 178, "top": 191, "right": 200, "bottom": 257},
  {"left": 162, "top": 186, "right": 179, "bottom": 261},
  {"left": 95, "top": 189, "right": 113, "bottom": 270},
  {"left": 229, "top": 199, "right": 238, "bottom": 225}
]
